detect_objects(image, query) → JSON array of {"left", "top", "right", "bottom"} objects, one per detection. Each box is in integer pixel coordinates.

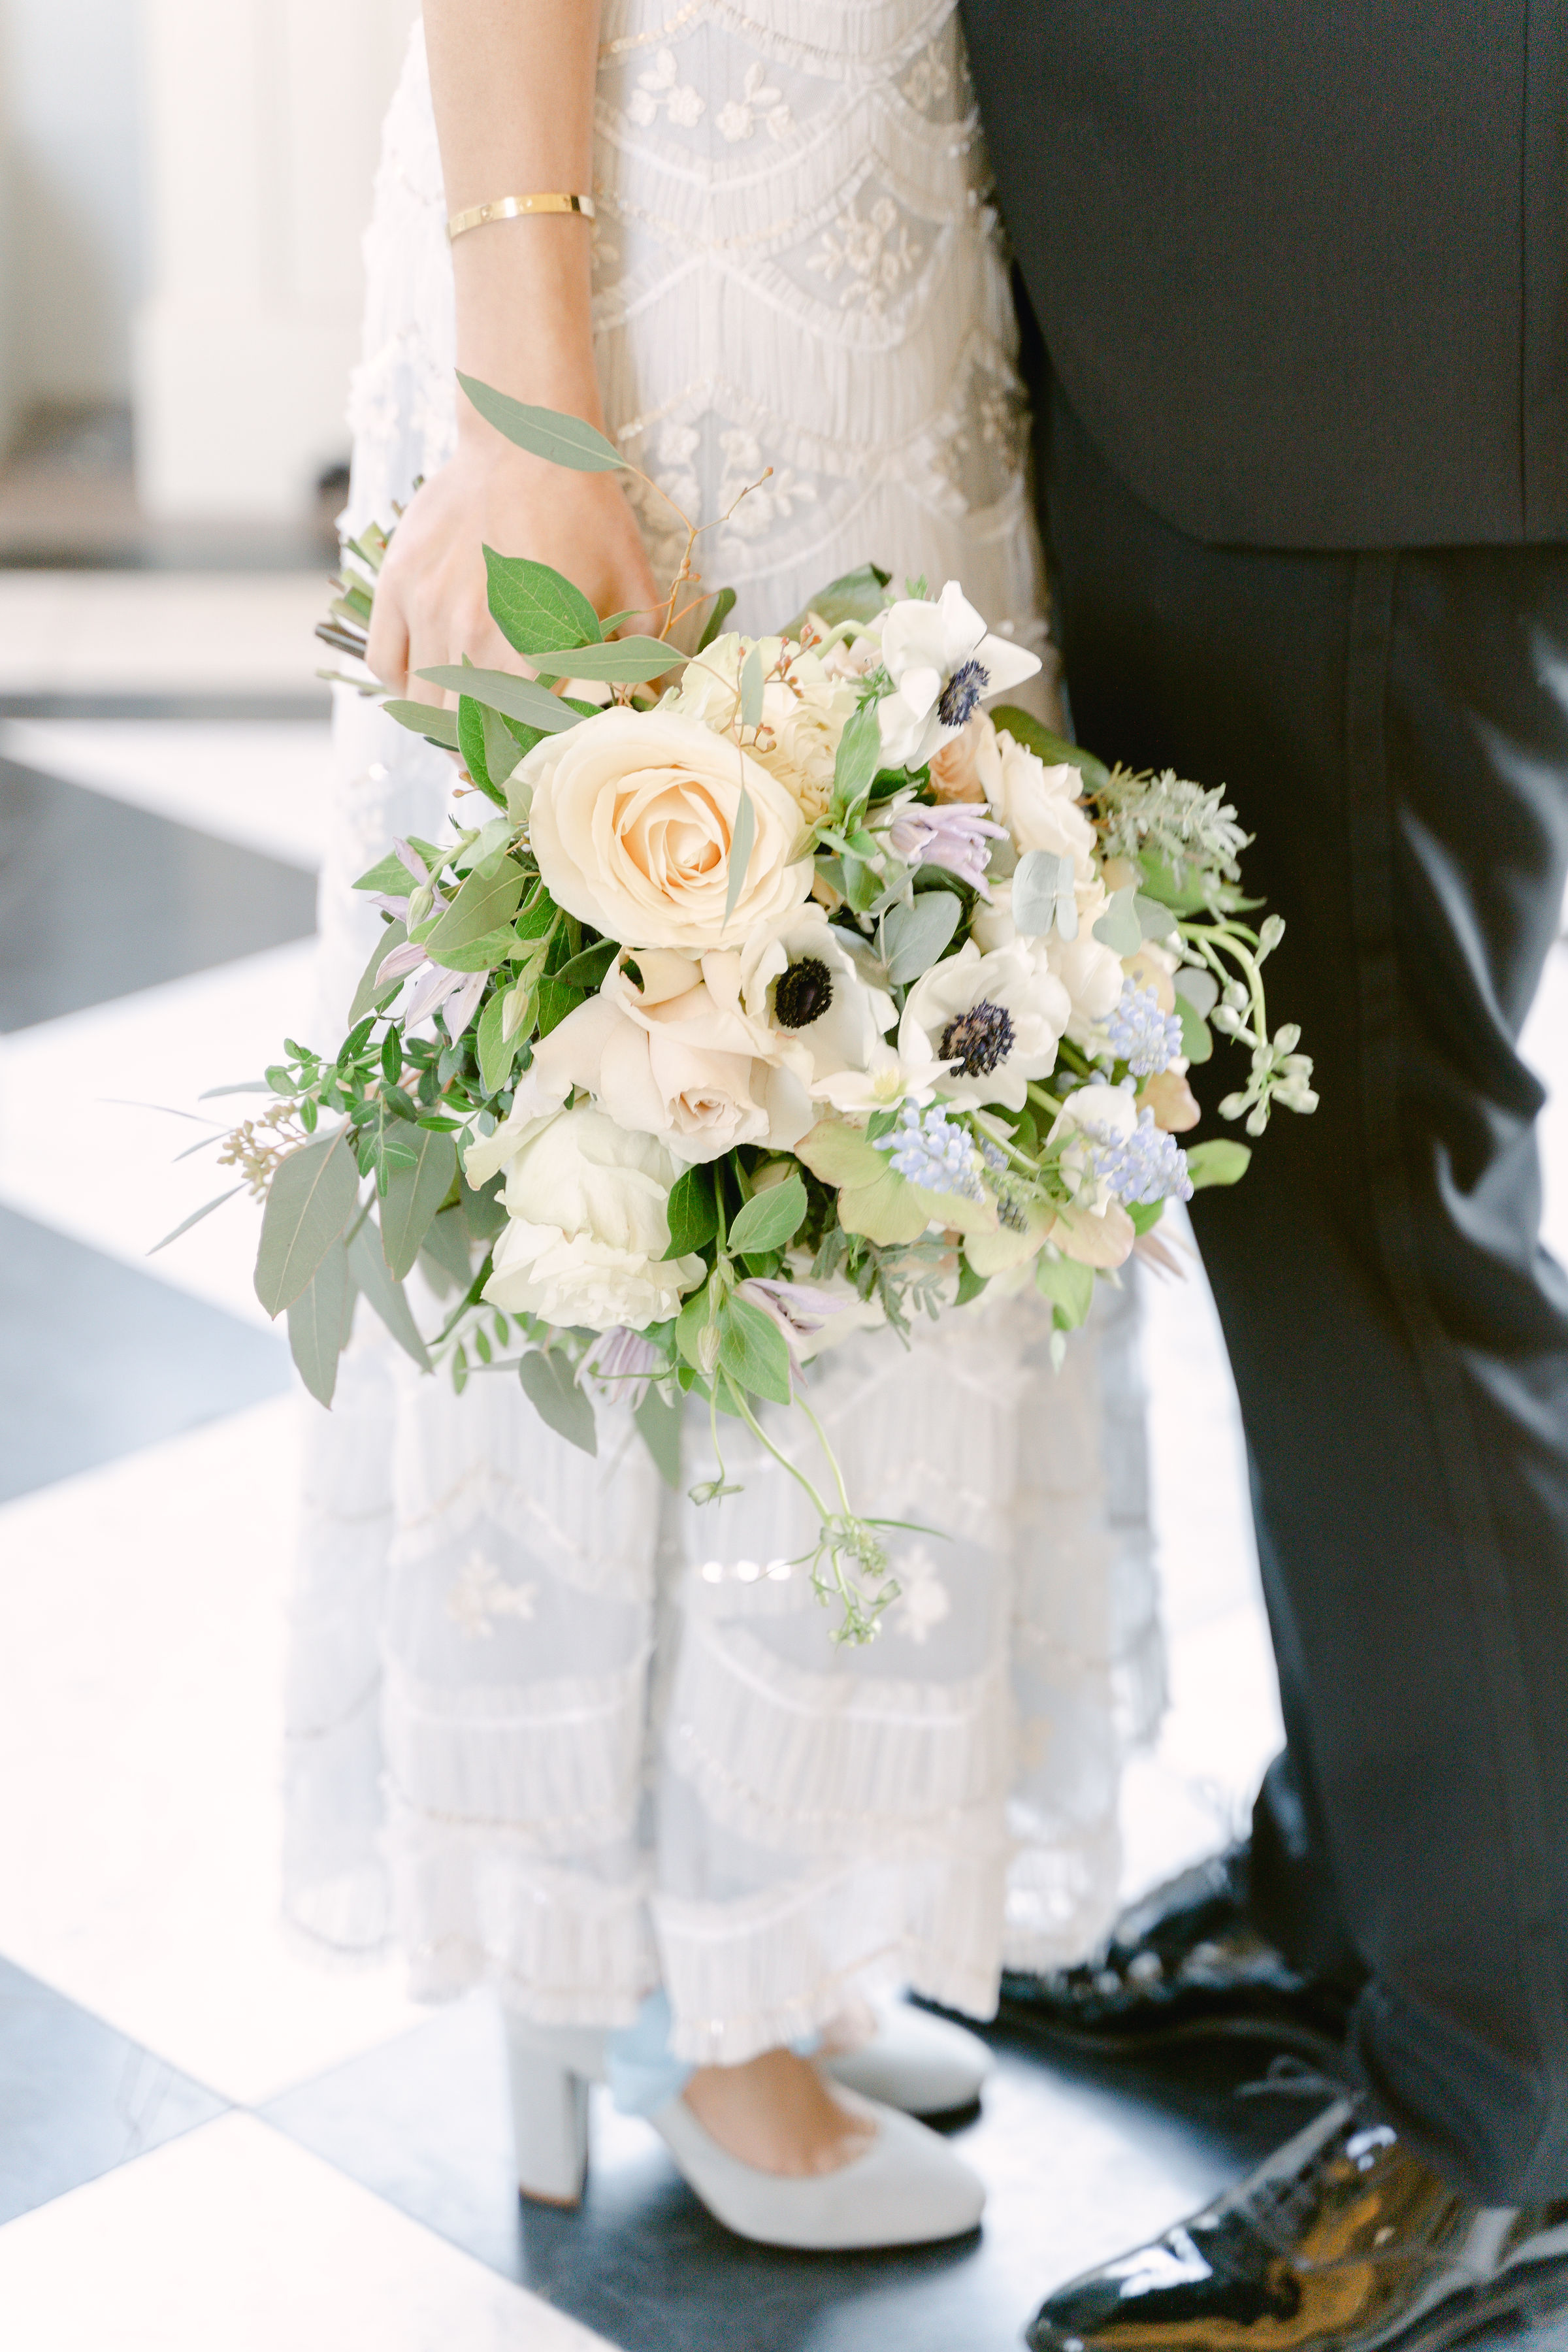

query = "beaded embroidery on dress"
[{"left": 286, "top": 0, "right": 1164, "bottom": 2061}]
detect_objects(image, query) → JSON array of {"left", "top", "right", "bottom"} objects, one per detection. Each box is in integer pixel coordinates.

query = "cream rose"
[
  {"left": 669, "top": 632, "right": 855, "bottom": 830},
  {"left": 978, "top": 723, "right": 1097, "bottom": 875},
  {"left": 521, "top": 706, "right": 812, "bottom": 953},
  {"left": 479, "top": 1105, "right": 704, "bottom": 1331}
]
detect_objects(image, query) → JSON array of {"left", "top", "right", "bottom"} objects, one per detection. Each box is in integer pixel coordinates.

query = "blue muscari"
[
  {"left": 874, "top": 1101, "right": 986, "bottom": 1201},
  {"left": 1103, "top": 980, "right": 1185, "bottom": 1077},
  {"left": 1092, "top": 1107, "right": 1194, "bottom": 1205}
]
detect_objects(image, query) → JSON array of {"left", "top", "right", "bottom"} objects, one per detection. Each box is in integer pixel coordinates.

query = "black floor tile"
[
  {"left": 0, "top": 755, "right": 318, "bottom": 1029},
  {"left": 0, "top": 1205, "right": 290, "bottom": 1501},
  {"left": 0, "top": 1954, "right": 226, "bottom": 2223},
  {"left": 265, "top": 1993, "right": 1322, "bottom": 2352}
]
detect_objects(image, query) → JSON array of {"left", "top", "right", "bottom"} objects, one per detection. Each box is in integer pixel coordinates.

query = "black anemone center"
[
  {"left": 938, "top": 657, "right": 989, "bottom": 729},
  {"left": 774, "top": 956, "right": 834, "bottom": 1030},
  {"left": 939, "top": 998, "right": 1014, "bottom": 1077}
]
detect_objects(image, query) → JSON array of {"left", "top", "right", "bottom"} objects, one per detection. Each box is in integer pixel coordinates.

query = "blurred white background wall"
[{"left": 0, "top": 0, "right": 419, "bottom": 520}]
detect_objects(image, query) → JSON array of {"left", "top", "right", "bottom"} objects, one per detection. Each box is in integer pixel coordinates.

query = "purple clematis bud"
[
  {"left": 580, "top": 1326, "right": 662, "bottom": 1408},
  {"left": 885, "top": 803, "right": 1007, "bottom": 899},
  {"left": 735, "top": 1277, "right": 847, "bottom": 1358}
]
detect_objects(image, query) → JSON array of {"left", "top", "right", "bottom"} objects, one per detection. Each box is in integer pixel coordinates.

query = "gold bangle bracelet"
[{"left": 447, "top": 192, "right": 596, "bottom": 242}]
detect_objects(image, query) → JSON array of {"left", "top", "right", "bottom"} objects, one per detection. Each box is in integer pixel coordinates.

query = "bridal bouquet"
[{"left": 189, "top": 379, "right": 1315, "bottom": 1642}]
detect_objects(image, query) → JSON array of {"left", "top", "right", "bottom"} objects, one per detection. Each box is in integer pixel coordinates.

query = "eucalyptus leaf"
[
  {"left": 480, "top": 700, "right": 524, "bottom": 787},
  {"left": 883, "top": 889, "right": 962, "bottom": 985},
  {"left": 380, "top": 1122, "right": 458, "bottom": 1280},
  {"left": 726, "top": 1173, "right": 808, "bottom": 1256},
  {"left": 476, "top": 989, "right": 521, "bottom": 1096},
  {"left": 717, "top": 1295, "right": 793, "bottom": 1407},
  {"left": 696, "top": 586, "right": 737, "bottom": 653},
  {"left": 255, "top": 1128, "right": 359, "bottom": 1318},
  {"left": 739, "top": 644, "right": 764, "bottom": 728},
  {"left": 460, "top": 1169, "right": 510, "bottom": 1241},
  {"left": 519, "top": 1348, "right": 599, "bottom": 1455},
  {"left": 1091, "top": 883, "right": 1143, "bottom": 956},
  {"left": 725, "top": 783, "right": 757, "bottom": 923},
  {"left": 287, "top": 1239, "right": 351, "bottom": 1406},
  {"left": 417, "top": 666, "right": 583, "bottom": 734},
  {"left": 1185, "top": 1138, "right": 1252, "bottom": 1189},
  {"left": 423, "top": 858, "right": 526, "bottom": 955},
  {"left": 420, "top": 1203, "right": 476, "bottom": 1292},
  {"left": 1177, "top": 1004, "right": 1214, "bottom": 1064},
  {"left": 534, "top": 637, "right": 678, "bottom": 684},
  {"left": 382, "top": 699, "right": 461, "bottom": 751},
  {"left": 634, "top": 1385, "right": 683, "bottom": 1488},
  {"left": 1136, "top": 892, "right": 1180, "bottom": 943},
  {"left": 458, "top": 375, "right": 625, "bottom": 473},
  {"left": 148, "top": 1183, "right": 244, "bottom": 1257},
  {"left": 1011, "top": 849, "right": 1079, "bottom": 942},
  {"left": 483, "top": 546, "right": 603, "bottom": 655},
  {"left": 347, "top": 1218, "right": 431, "bottom": 1369},
  {"left": 664, "top": 1163, "right": 717, "bottom": 1258},
  {"left": 1174, "top": 967, "right": 1219, "bottom": 1018}
]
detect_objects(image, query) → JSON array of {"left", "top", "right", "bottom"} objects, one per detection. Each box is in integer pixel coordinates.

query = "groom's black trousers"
[{"left": 1041, "top": 380, "right": 1568, "bottom": 2204}]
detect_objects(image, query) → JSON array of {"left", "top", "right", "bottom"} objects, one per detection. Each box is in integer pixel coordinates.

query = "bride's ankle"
[{"left": 681, "top": 2047, "right": 875, "bottom": 2178}]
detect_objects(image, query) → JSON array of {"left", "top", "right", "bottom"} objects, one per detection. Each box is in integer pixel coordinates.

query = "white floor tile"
[
  {"left": 0, "top": 2112, "right": 611, "bottom": 2352},
  {"left": 0, "top": 1406, "right": 421, "bottom": 2103},
  {"left": 0, "top": 572, "right": 327, "bottom": 695},
  {"left": 0, "top": 719, "right": 332, "bottom": 869},
  {"left": 0, "top": 942, "right": 318, "bottom": 1327}
]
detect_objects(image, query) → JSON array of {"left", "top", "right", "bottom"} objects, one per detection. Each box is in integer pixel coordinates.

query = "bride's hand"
[{"left": 367, "top": 433, "right": 663, "bottom": 704}]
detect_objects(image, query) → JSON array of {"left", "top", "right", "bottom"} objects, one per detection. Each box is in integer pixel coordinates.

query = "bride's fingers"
[{"left": 365, "top": 578, "right": 411, "bottom": 693}]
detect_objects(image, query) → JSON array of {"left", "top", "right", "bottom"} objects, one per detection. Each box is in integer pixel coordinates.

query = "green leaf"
[
  {"left": 883, "top": 890, "right": 962, "bottom": 985},
  {"left": 380, "top": 1122, "right": 458, "bottom": 1279},
  {"left": 696, "top": 586, "right": 737, "bottom": 653},
  {"left": 423, "top": 857, "right": 527, "bottom": 956},
  {"left": 795, "top": 1118, "right": 993, "bottom": 1244},
  {"left": 148, "top": 1183, "right": 245, "bottom": 1256},
  {"left": 419, "top": 1203, "right": 475, "bottom": 1294},
  {"left": 553, "top": 937, "right": 619, "bottom": 991},
  {"left": 1185, "top": 1138, "right": 1252, "bottom": 1189},
  {"left": 634, "top": 1385, "right": 683, "bottom": 1488},
  {"left": 534, "top": 637, "right": 676, "bottom": 684},
  {"left": 717, "top": 1295, "right": 793, "bottom": 1406},
  {"left": 664, "top": 1164, "right": 717, "bottom": 1258},
  {"left": 726, "top": 1173, "right": 807, "bottom": 1257},
  {"left": 534, "top": 976, "right": 583, "bottom": 1036},
  {"left": 347, "top": 1217, "right": 431, "bottom": 1369},
  {"left": 480, "top": 700, "right": 525, "bottom": 788},
  {"left": 739, "top": 644, "right": 764, "bottom": 729},
  {"left": 676, "top": 1285, "right": 717, "bottom": 1372},
  {"left": 1011, "top": 849, "right": 1079, "bottom": 942},
  {"left": 1177, "top": 1003, "right": 1214, "bottom": 1063},
  {"left": 832, "top": 698, "right": 882, "bottom": 814},
  {"left": 1135, "top": 892, "right": 1180, "bottom": 943},
  {"left": 725, "top": 783, "right": 757, "bottom": 923},
  {"left": 287, "top": 1239, "right": 351, "bottom": 1406},
  {"left": 382, "top": 698, "right": 461, "bottom": 750},
  {"left": 785, "top": 561, "right": 890, "bottom": 638},
  {"left": 1092, "top": 883, "right": 1143, "bottom": 956},
  {"left": 423, "top": 926, "right": 523, "bottom": 974},
  {"left": 346, "top": 918, "right": 408, "bottom": 1024},
  {"left": 477, "top": 989, "right": 521, "bottom": 1095},
  {"left": 255, "top": 1128, "right": 359, "bottom": 1317},
  {"left": 518, "top": 1348, "right": 598, "bottom": 1455},
  {"left": 458, "top": 375, "right": 625, "bottom": 473},
  {"left": 990, "top": 705, "right": 1111, "bottom": 795},
  {"left": 482, "top": 546, "right": 603, "bottom": 655},
  {"left": 1128, "top": 1198, "right": 1166, "bottom": 1235},
  {"left": 460, "top": 1169, "right": 509, "bottom": 1241},
  {"left": 1175, "top": 968, "right": 1219, "bottom": 1019},
  {"left": 954, "top": 1257, "right": 990, "bottom": 1307},
  {"left": 1034, "top": 1249, "right": 1096, "bottom": 1330},
  {"left": 417, "top": 666, "right": 584, "bottom": 734},
  {"left": 353, "top": 853, "right": 417, "bottom": 896},
  {"left": 455, "top": 696, "right": 504, "bottom": 808}
]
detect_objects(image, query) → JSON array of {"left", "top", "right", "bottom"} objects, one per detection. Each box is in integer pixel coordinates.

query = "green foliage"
[
  {"left": 717, "top": 1294, "right": 793, "bottom": 1406},
  {"left": 784, "top": 561, "right": 890, "bottom": 638},
  {"left": 534, "top": 638, "right": 676, "bottom": 684},
  {"left": 458, "top": 375, "right": 625, "bottom": 473},
  {"left": 346, "top": 920, "right": 407, "bottom": 1025},
  {"left": 353, "top": 853, "right": 417, "bottom": 896},
  {"left": 726, "top": 1173, "right": 807, "bottom": 1257},
  {"left": 476, "top": 990, "right": 522, "bottom": 1096},
  {"left": 1177, "top": 1001, "right": 1214, "bottom": 1062},
  {"left": 148, "top": 1183, "right": 244, "bottom": 1257},
  {"left": 380, "top": 1123, "right": 457, "bottom": 1279},
  {"left": 634, "top": 1386, "right": 683, "bottom": 1487},
  {"left": 696, "top": 587, "right": 737, "bottom": 653},
  {"left": 553, "top": 938, "right": 619, "bottom": 991},
  {"left": 255, "top": 1128, "right": 359, "bottom": 1317},
  {"left": 455, "top": 696, "right": 506, "bottom": 807},
  {"left": 1185, "top": 1138, "right": 1253, "bottom": 1188},
  {"left": 348, "top": 1218, "right": 431, "bottom": 1369},
  {"left": 831, "top": 699, "right": 882, "bottom": 817},
  {"left": 1012, "top": 849, "right": 1079, "bottom": 941},
  {"left": 287, "top": 1239, "right": 352, "bottom": 1405},
  {"left": 990, "top": 705, "right": 1110, "bottom": 795},
  {"left": 419, "top": 1203, "right": 476, "bottom": 1294},
  {"left": 664, "top": 1164, "right": 717, "bottom": 1258},
  {"left": 417, "top": 666, "right": 584, "bottom": 734},
  {"left": 483, "top": 547, "right": 603, "bottom": 655},
  {"left": 519, "top": 1348, "right": 598, "bottom": 1454},
  {"left": 882, "top": 890, "right": 961, "bottom": 985},
  {"left": 382, "top": 699, "right": 461, "bottom": 751},
  {"left": 1091, "top": 883, "right": 1143, "bottom": 955},
  {"left": 422, "top": 858, "right": 527, "bottom": 955},
  {"left": 724, "top": 783, "right": 757, "bottom": 923},
  {"left": 1034, "top": 1249, "right": 1096, "bottom": 1331}
]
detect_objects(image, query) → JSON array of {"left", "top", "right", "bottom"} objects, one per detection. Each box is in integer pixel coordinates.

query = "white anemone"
[{"left": 875, "top": 581, "right": 1042, "bottom": 770}]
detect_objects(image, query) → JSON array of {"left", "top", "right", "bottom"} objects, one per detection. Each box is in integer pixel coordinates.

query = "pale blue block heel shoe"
[
  {"left": 819, "top": 2003, "right": 994, "bottom": 2116},
  {"left": 504, "top": 2018, "right": 606, "bottom": 2208}
]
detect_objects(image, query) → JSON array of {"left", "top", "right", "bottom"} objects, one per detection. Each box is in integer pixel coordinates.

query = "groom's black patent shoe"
[
  {"left": 996, "top": 1848, "right": 1354, "bottom": 2055},
  {"left": 1026, "top": 2099, "right": 1568, "bottom": 2352}
]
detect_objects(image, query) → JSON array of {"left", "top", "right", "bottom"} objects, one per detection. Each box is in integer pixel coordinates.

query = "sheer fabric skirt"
[{"left": 284, "top": 3, "right": 1164, "bottom": 2059}]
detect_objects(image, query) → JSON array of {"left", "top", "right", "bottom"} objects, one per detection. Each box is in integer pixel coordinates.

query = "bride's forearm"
[{"left": 423, "top": 1, "right": 602, "bottom": 426}]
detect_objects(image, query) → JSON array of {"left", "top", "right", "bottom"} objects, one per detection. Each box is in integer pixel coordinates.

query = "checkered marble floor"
[{"left": 1, "top": 571, "right": 1562, "bottom": 2349}]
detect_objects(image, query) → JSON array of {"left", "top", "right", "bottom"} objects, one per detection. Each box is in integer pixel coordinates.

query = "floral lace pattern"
[{"left": 284, "top": 1, "right": 1163, "bottom": 2041}]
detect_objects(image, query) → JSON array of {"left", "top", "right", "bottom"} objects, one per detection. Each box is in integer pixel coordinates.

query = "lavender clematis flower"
[
  {"left": 883, "top": 802, "right": 1007, "bottom": 899},
  {"left": 735, "top": 1277, "right": 848, "bottom": 1358}
]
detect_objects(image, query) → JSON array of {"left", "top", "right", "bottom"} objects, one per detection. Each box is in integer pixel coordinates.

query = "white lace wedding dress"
[{"left": 285, "top": 0, "right": 1163, "bottom": 2065}]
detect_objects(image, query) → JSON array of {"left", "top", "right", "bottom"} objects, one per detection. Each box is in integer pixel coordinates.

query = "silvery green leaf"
[
  {"left": 725, "top": 782, "right": 757, "bottom": 923},
  {"left": 380, "top": 1122, "right": 458, "bottom": 1281},
  {"left": 519, "top": 1349, "right": 598, "bottom": 1455},
  {"left": 347, "top": 918, "right": 407, "bottom": 1024},
  {"left": 727, "top": 1173, "right": 808, "bottom": 1256},
  {"left": 423, "top": 858, "right": 526, "bottom": 955},
  {"left": 739, "top": 644, "right": 764, "bottom": 728},
  {"left": 417, "top": 667, "right": 583, "bottom": 734},
  {"left": 347, "top": 1218, "right": 431, "bottom": 1369},
  {"left": 458, "top": 375, "right": 624, "bottom": 472},
  {"left": 147, "top": 1183, "right": 245, "bottom": 1256},
  {"left": 1091, "top": 883, "right": 1143, "bottom": 956},
  {"left": 1174, "top": 967, "right": 1219, "bottom": 1017},
  {"left": 883, "top": 890, "right": 962, "bottom": 985},
  {"left": 480, "top": 701, "right": 523, "bottom": 785},
  {"left": 382, "top": 699, "right": 461, "bottom": 751},
  {"left": 1185, "top": 1137, "right": 1252, "bottom": 1188},
  {"left": 255, "top": 1128, "right": 359, "bottom": 1318},
  {"left": 287, "top": 1239, "right": 351, "bottom": 1406},
  {"left": 1012, "top": 849, "right": 1070, "bottom": 938},
  {"left": 634, "top": 1386, "right": 683, "bottom": 1488},
  {"left": 534, "top": 637, "right": 677, "bottom": 683},
  {"left": 1136, "top": 893, "right": 1180, "bottom": 942},
  {"left": 419, "top": 1204, "right": 475, "bottom": 1294}
]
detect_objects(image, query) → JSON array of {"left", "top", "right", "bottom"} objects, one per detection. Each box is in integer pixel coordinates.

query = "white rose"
[
  {"left": 480, "top": 1105, "right": 705, "bottom": 1331},
  {"left": 898, "top": 939, "right": 1069, "bottom": 1113},
  {"left": 521, "top": 706, "right": 812, "bottom": 953},
  {"left": 977, "top": 723, "right": 1097, "bottom": 874},
  {"left": 738, "top": 905, "right": 895, "bottom": 1091}
]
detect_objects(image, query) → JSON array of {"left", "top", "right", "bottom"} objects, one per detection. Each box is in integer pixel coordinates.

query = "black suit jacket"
[{"left": 960, "top": 1, "right": 1568, "bottom": 548}]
